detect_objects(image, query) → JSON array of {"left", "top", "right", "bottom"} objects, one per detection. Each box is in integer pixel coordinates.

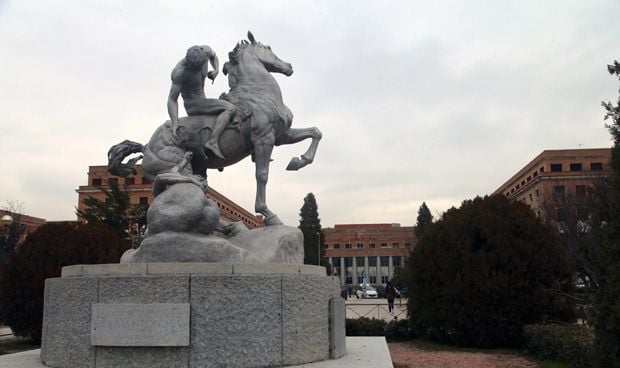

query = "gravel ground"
[{"left": 388, "top": 342, "right": 540, "bottom": 368}]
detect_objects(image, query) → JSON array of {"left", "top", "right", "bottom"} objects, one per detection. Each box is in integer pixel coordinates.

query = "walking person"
[{"left": 385, "top": 280, "right": 398, "bottom": 314}]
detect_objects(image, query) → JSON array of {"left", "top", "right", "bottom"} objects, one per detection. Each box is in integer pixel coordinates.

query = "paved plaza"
[{"left": 0, "top": 337, "right": 393, "bottom": 368}]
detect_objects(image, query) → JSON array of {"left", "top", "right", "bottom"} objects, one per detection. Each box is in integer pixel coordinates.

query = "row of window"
[
  {"left": 508, "top": 168, "right": 543, "bottom": 195},
  {"left": 506, "top": 162, "right": 604, "bottom": 196},
  {"left": 553, "top": 185, "right": 587, "bottom": 198},
  {"left": 91, "top": 177, "right": 151, "bottom": 186},
  {"left": 326, "top": 242, "right": 412, "bottom": 250},
  {"left": 550, "top": 162, "right": 603, "bottom": 173},
  {"left": 555, "top": 207, "right": 588, "bottom": 222},
  {"left": 331, "top": 256, "right": 404, "bottom": 284},
  {"left": 555, "top": 207, "right": 589, "bottom": 234},
  {"left": 332, "top": 256, "right": 404, "bottom": 267},
  {"left": 215, "top": 202, "right": 260, "bottom": 227},
  {"left": 519, "top": 184, "right": 588, "bottom": 207}
]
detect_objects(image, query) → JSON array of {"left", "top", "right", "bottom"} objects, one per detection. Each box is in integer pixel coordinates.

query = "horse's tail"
[{"left": 107, "top": 139, "right": 145, "bottom": 177}]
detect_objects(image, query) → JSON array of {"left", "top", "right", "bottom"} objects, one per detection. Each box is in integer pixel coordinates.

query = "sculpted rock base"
[
  {"left": 120, "top": 167, "right": 304, "bottom": 264},
  {"left": 121, "top": 233, "right": 249, "bottom": 263},
  {"left": 121, "top": 224, "right": 304, "bottom": 264},
  {"left": 227, "top": 224, "right": 304, "bottom": 263},
  {"left": 41, "top": 264, "right": 345, "bottom": 368}
]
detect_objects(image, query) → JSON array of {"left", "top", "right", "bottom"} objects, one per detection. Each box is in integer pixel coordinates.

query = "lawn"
[{"left": 389, "top": 339, "right": 573, "bottom": 368}]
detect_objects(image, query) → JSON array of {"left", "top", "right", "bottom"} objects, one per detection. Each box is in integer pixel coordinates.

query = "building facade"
[
  {"left": 323, "top": 223, "right": 415, "bottom": 286},
  {"left": 0, "top": 209, "right": 47, "bottom": 244},
  {"left": 493, "top": 148, "right": 611, "bottom": 231},
  {"left": 76, "top": 165, "right": 264, "bottom": 229}
]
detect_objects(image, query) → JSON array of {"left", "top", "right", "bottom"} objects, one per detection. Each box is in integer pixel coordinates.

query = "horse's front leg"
[
  {"left": 254, "top": 143, "right": 283, "bottom": 226},
  {"left": 277, "top": 127, "right": 322, "bottom": 171}
]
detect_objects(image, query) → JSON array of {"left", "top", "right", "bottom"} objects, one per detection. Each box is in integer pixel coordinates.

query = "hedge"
[
  {"left": 524, "top": 324, "right": 594, "bottom": 368},
  {"left": 346, "top": 317, "right": 415, "bottom": 341}
]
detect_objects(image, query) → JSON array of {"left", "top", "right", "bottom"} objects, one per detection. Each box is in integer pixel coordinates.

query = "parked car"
[{"left": 356, "top": 285, "right": 378, "bottom": 299}]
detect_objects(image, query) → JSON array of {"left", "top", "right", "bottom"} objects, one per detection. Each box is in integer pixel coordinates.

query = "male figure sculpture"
[{"left": 167, "top": 45, "right": 235, "bottom": 159}]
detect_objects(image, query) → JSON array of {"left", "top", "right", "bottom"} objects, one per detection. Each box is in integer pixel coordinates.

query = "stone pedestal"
[{"left": 41, "top": 263, "right": 345, "bottom": 368}]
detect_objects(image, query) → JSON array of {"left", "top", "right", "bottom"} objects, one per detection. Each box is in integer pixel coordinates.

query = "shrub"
[
  {"left": 524, "top": 324, "right": 594, "bottom": 368},
  {"left": 0, "top": 222, "right": 129, "bottom": 343},
  {"left": 407, "top": 195, "right": 575, "bottom": 348},
  {"left": 346, "top": 318, "right": 416, "bottom": 341},
  {"left": 385, "top": 319, "right": 416, "bottom": 341},
  {"left": 346, "top": 317, "right": 386, "bottom": 336}
]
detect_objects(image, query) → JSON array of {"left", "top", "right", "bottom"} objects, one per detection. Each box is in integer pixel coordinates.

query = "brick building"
[
  {"left": 76, "top": 165, "right": 263, "bottom": 229},
  {"left": 0, "top": 209, "right": 46, "bottom": 244},
  {"left": 323, "top": 223, "right": 415, "bottom": 286},
  {"left": 493, "top": 148, "right": 611, "bottom": 230}
]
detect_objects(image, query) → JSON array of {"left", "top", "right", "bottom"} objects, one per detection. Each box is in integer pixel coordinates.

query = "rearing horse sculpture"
[{"left": 108, "top": 32, "right": 321, "bottom": 226}]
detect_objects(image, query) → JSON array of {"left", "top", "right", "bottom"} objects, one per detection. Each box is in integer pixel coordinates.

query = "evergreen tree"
[
  {"left": 76, "top": 181, "right": 147, "bottom": 245},
  {"left": 407, "top": 195, "right": 574, "bottom": 348},
  {"left": 299, "top": 193, "right": 323, "bottom": 265},
  {"left": 589, "top": 60, "right": 620, "bottom": 367},
  {"left": 414, "top": 202, "right": 433, "bottom": 239},
  {"left": 602, "top": 60, "right": 620, "bottom": 171}
]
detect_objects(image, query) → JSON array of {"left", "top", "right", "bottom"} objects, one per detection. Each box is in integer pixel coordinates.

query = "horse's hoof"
[{"left": 286, "top": 157, "right": 306, "bottom": 171}]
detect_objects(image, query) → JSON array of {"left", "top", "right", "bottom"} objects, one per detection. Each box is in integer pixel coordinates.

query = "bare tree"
[{"left": 537, "top": 182, "right": 603, "bottom": 288}]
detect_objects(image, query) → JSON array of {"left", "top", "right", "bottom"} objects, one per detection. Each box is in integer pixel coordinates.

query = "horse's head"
[{"left": 236, "top": 31, "right": 293, "bottom": 76}]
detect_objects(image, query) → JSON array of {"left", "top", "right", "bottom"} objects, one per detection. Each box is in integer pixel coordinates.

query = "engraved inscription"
[{"left": 91, "top": 303, "right": 190, "bottom": 346}]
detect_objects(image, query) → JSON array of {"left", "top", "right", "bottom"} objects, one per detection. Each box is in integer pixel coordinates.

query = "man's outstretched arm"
[{"left": 167, "top": 65, "right": 184, "bottom": 137}]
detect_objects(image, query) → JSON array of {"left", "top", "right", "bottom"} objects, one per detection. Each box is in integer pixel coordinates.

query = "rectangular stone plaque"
[{"left": 91, "top": 303, "right": 190, "bottom": 347}]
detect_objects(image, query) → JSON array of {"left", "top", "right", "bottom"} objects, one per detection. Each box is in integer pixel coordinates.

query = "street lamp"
[
  {"left": 1, "top": 214, "right": 14, "bottom": 243},
  {"left": 1, "top": 215, "right": 13, "bottom": 227}
]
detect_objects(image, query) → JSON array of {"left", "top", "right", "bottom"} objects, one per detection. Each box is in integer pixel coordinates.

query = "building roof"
[{"left": 493, "top": 148, "right": 612, "bottom": 196}]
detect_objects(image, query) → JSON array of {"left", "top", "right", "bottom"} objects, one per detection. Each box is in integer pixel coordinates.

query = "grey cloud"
[{"left": 1, "top": 0, "right": 619, "bottom": 226}]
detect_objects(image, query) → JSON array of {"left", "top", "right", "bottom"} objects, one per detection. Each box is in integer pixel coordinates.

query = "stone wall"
[{"left": 41, "top": 263, "right": 345, "bottom": 368}]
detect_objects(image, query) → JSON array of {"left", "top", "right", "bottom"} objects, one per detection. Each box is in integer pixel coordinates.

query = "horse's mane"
[
  {"left": 224, "top": 37, "right": 290, "bottom": 133},
  {"left": 227, "top": 41, "right": 247, "bottom": 66},
  {"left": 227, "top": 39, "right": 271, "bottom": 67}
]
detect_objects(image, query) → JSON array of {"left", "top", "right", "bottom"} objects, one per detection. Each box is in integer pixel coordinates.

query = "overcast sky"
[{"left": 0, "top": 0, "right": 618, "bottom": 227}]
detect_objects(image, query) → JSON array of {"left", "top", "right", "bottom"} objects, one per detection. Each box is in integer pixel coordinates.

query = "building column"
[
  {"left": 364, "top": 256, "right": 369, "bottom": 284},
  {"left": 339, "top": 257, "right": 345, "bottom": 286},
  {"left": 388, "top": 256, "right": 394, "bottom": 280},
  {"left": 352, "top": 257, "right": 358, "bottom": 285},
  {"left": 328, "top": 257, "right": 333, "bottom": 275},
  {"left": 375, "top": 256, "right": 380, "bottom": 284}
]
